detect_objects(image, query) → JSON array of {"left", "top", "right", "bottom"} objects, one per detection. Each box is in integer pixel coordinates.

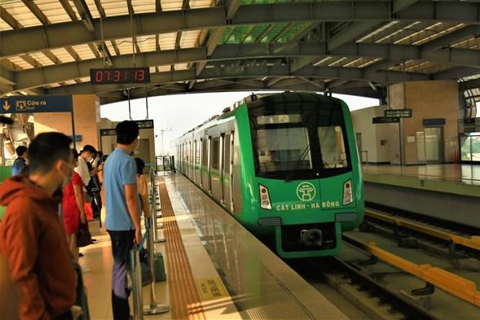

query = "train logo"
[{"left": 296, "top": 182, "right": 316, "bottom": 202}]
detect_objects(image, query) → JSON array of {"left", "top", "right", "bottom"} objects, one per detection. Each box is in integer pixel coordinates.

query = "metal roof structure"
[{"left": 0, "top": 0, "right": 480, "bottom": 106}]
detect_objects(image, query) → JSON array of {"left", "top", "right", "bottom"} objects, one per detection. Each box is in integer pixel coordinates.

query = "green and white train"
[{"left": 173, "top": 92, "right": 364, "bottom": 258}]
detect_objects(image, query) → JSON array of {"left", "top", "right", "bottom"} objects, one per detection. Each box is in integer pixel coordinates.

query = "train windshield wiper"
[{"left": 284, "top": 144, "right": 311, "bottom": 182}]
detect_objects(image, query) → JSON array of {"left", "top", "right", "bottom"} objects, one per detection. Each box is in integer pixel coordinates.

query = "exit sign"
[{"left": 385, "top": 109, "right": 412, "bottom": 118}]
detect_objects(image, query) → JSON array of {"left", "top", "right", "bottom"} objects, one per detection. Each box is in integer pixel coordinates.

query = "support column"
[{"left": 34, "top": 94, "right": 100, "bottom": 149}]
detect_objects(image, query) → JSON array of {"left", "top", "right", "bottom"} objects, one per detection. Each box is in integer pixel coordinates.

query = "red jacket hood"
[{"left": 0, "top": 176, "right": 58, "bottom": 207}]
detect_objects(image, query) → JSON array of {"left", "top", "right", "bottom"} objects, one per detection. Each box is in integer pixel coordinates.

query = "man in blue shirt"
[
  {"left": 104, "top": 121, "right": 142, "bottom": 320},
  {"left": 11, "top": 146, "right": 27, "bottom": 176}
]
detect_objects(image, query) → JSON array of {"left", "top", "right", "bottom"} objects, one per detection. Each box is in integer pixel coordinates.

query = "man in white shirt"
[{"left": 75, "top": 145, "right": 97, "bottom": 188}]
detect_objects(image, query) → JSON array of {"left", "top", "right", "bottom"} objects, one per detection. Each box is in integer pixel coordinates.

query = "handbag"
[
  {"left": 139, "top": 247, "right": 153, "bottom": 286},
  {"left": 137, "top": 220, "right": 152, "bottom": 287},
  {"left": 76, "top": 222, "right": 92, "bottom": 247}
]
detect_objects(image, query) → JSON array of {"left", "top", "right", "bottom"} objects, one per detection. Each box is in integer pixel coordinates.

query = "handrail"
[{"left": 365, "top": 209, "right": 480, "bottom": 251}]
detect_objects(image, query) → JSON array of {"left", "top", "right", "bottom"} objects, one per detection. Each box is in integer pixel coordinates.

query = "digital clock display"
[{"left": 90, "top": 67, "right": 150, "bottom": 84}]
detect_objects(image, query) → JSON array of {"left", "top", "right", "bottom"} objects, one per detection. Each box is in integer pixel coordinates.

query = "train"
[{"left": 173, "top": 92, "right": 364, "bottom": 258}]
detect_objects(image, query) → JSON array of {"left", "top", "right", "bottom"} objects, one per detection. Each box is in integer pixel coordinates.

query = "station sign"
[
  {"left": 372, "top": 117, "right": 400, "bottom": 124},
  {"left": 385, "top": 109, "right": 412, "bottom": 118},
  {"left": 423, "top": 118, "right": 445, "bottom": 126},
  {"left": 100, "top": 120, "right": 154, "bottom": 136},
  {"left": 100, "top": 129, "right": 116, "bottom": 137},
  {"left": 136, "top": 120, "right": 154, "bottom": 129},
  {"left": 0, "top": 95, "right": 72, "bottom": 113}
]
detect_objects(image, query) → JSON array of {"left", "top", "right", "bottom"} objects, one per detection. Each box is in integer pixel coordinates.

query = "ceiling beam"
[
  {"left": 43, "top": 63, "right": 429, "bottom": 97},
  {"left": 194, "top": 0, "right": 242, "bottom": 76},
  {"left": 11, "top": 42, "right": 479, "bottom": 90},
  {"left": 3, "top": 1, "right": 480, "bottom": 58},
  {"left": 0, "top": 6, "right": 22, "bottom": 28},
  {"left": 71, "top": 0, "right": 95, "bottom": 31},
  {"left": 22, "top": 0, "right": 50, "bottom": 25}
]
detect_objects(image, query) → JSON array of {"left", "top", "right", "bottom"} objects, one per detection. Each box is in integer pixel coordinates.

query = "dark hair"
[
  {"left": 116, "top": 121, "right": 139, "bottom": 145},
  {"left": 134, "top": 157, "right": 145, "bottom": 175},
  {"left": 27, "top": 132, "right": 72, "bottom": 174},
  {"left": 15, "top": 146, "right": 27, "bottom": 157},
  {"left": 101, "top": 154, "right": 109, "bottom": 163},
  {"left": 81, "top": 144, "right": 97, "bottom": 155}
]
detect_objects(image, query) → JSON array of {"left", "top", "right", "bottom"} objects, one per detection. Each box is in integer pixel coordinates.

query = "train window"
[
  {"left": 256, "top": 127, "right": 312, "bottom": 173},
  {"left": 211, "top": 137, "right": 220, "bottom": 170},
  {"left": 318, "top": 126, "right": 348, "bottom": 168},
  {"left": 224, "top": 135, "right": 231, "bottom": 173},
  {"left": 202, "top": 139, "right": 208, "bottom": 166},
  {"left": 195, "top": 140, "right": 200, "bottom": 164}
]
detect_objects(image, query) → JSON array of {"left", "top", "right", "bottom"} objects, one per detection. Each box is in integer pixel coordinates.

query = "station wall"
[
  {"left": 34, "top": 94, "right": 100, "bottom": 151},
  {"left": 352, "top": 80, "right": 459, "bottom": 165}
]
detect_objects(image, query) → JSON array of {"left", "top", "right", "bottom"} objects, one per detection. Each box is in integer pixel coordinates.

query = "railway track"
[{"left": 288, "top": 205, "right": 480, "bottom": 319}]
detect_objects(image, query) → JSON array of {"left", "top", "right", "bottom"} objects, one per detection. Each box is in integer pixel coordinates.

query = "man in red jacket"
[{"left": 0, "top": 132, "right": 77, "bottom": 320}]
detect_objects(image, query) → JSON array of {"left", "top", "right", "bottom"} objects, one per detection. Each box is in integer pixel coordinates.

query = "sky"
[{"left": 100, "top": 91, "right": 379, "bottom": 156}]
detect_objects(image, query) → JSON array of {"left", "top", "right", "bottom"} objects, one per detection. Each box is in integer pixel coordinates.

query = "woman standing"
[
  {"left": 62, "top": 149, "right": 86, "bottom": 262},
  {"left": 135, "top": 157, "right": 151, "bottom": 218}
]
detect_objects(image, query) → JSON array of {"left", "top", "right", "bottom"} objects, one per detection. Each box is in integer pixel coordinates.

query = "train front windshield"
[{"left": 250, "top": 100, "right": 350, "bottom": 179}]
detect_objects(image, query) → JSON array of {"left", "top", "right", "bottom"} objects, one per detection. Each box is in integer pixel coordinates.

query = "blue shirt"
[
  {"left": 104, "top": 148, "right": 139, "bottom": 231},
  {"left": 11, "top": 158, "right": 26, "bottom": 176}
]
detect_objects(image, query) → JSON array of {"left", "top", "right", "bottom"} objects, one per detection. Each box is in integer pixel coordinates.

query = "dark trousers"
[
  {"left": 108, "top": 230, "right": 135, "bottom": 320},
  {"left": 53, "top": 310, "right": 73, "bottom": 320}
]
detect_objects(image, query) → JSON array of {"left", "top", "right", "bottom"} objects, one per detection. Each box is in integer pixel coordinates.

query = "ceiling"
[{"left": 0, "top": 0, "right": 479, "bottom": 106}]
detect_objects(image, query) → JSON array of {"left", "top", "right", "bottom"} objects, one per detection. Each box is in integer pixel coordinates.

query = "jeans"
[{"left": 108, "top": 230, "right": 135, "bottom": 320}]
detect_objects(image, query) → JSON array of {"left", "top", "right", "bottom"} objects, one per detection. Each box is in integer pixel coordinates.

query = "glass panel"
[
  {"left": 318, "top": 126, "right": 348, "bottom": 168},
  {"left": 256, "top": 127, "right": 311, "bottom": 173},
  {"left": 211, "top": 138, "right": 220, "bottom": 170},
  {"left": 424, "top": 127, "right": 440, "bottom": 161},
  {"left": 202, "top": 139, "right": 208, "bottom": 166},
  {"left": 224, "top": 135, "right": 231, "bottom": 173}
]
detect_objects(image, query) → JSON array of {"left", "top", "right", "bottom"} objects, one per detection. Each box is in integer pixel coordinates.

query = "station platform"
[
  {"left": 362, "top": 163, "right": 480, "bottom": 196},
  {"left": 362, "top": 163, "right": 480, "bottom": 228},
  {"left": 80, "top": 173, "right": 348, "bottom": 319}
]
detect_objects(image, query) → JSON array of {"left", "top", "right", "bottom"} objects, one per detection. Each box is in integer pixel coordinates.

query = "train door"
[
  {"left": 200, "top": 138, "right": 204, "bottom": 187},
  {"left": 229, "top": 131, "right": 235, "bottom": 213},
  {"left": 417, "top": 127, "right": 444, "bottom": 164},
  {"left": 194, "top": 139, "right": 199, "bottom": 183},
  {"left": 201, "top": 137, "right": 210, "bottom": 192},
  {"left": 222, "top": 133, "right": 232, "bottom": 209},
  {"left": 210, "top": 136, "right": 221, "bottom": 198},
  {"left": 188, "top": 141, "right": 192, "bottom": 178}
]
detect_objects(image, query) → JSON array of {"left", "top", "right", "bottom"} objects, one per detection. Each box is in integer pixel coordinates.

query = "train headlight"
[
  {"left": 342, "top": 179, "right": 353, "bottom": 205},
  {"left": 259, "top": 184, "right": 272, "bottom": 210}
]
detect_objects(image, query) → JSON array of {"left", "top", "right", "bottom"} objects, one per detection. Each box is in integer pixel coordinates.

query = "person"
[
  {"left": 0, "top": 132, "right": 77, "bottom": 319},
  {"left": 62, "top": 149, "right": 86, "bottom": 262},
  {"left": 0, "top": 253, "right": 19, "bottom": 319},
  {"left": 74, "top": 145, "right": 97, "bottom": 188},
  {"left": 134, "top": 157, "right": 151, "bottom": 218},
  {"left": 89, "top": 151, "right": 103, "bottom": 219},
  {"left": 98, "top": 154, "right": 108, "bottom": 234},
  {"left": 11, "top": 145, "right": 27, "bottom": 176},
  {"left": 75, "top": 145, "right": 97, "bottom": 221},
  {"left": 104, "top": 121, "right": 142, "bottom": 320}
]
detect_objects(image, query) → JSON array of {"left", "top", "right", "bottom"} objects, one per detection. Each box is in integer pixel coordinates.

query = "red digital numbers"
[{"left": 90, "top": 68, "right": 150, "bottom": 84}]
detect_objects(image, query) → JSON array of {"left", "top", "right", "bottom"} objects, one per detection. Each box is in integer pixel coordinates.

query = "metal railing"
[{"left": 130, "top": 165, "right": 169, "bottom": 319}]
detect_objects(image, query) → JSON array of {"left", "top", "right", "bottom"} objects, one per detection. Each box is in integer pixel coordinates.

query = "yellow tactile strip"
[{"left": 158, "top": 176, "right": 206, "bottom": 320}]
